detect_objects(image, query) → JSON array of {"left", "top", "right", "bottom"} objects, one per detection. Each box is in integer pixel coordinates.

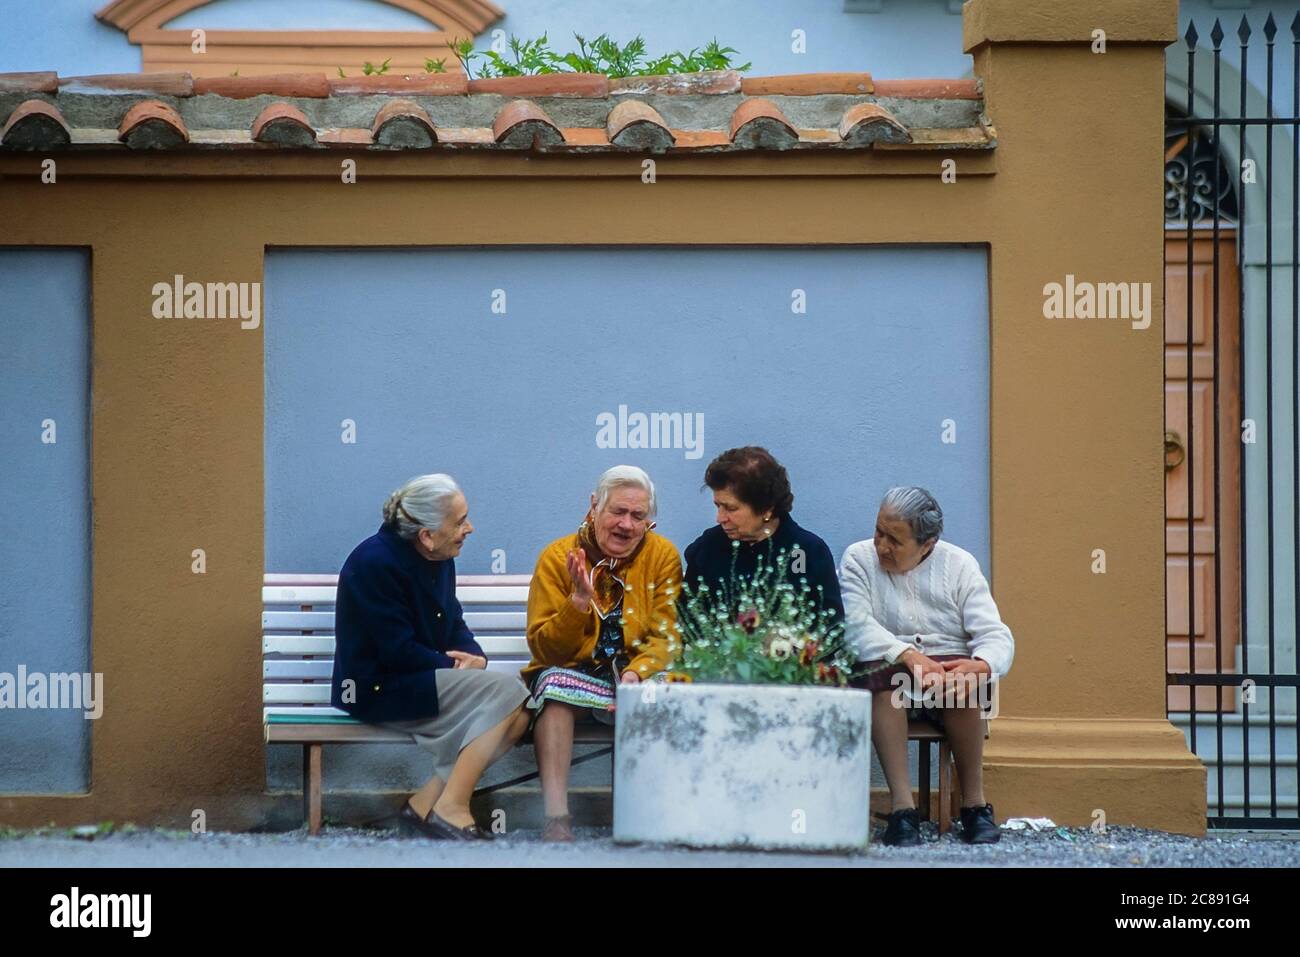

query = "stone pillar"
[{"left": 965, "top": 0, "right": 1207, "bottom": 834}]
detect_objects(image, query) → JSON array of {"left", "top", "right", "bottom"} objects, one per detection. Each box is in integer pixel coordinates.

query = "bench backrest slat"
[
  {"left": 263, "top": 585, "right": 530, "bottom": 606},
  {"left": 264, "top": 658, "right": 529, "bottom": 681},
  {"left": 263, "top": 634, "right": 529, "bottom": 657},
  {"left": 262, "top": 610, "right": 527, "bottom": 633},
  {"left": 262, "top": 574, "right": 533, "bottom": 722},
  {"left": 265, "top": 684, "right": 334, "bottom": 705}
]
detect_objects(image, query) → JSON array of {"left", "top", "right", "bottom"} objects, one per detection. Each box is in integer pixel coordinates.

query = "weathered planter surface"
[{"left": 614, "top": 683, "right": 871, "bottom": 852}]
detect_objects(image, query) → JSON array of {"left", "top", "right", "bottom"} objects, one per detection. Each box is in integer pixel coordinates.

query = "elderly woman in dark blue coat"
[
  {"left": 331, "top": 473, "right": 530, "bottom": 841},
  {"left": 682, "top": 446, "right": 844, "bottom": 626}
]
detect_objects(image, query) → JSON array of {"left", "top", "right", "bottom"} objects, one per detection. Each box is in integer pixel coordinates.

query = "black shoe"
[
  {"left": 878, "top": 807, "right": 922, "bottom": 847},
  {"left": 425, "top": 809, "right": 489, "bottom": 842},
  {"left": 959, "top": 803, "right": 1001, "bottom": 844},
  {"left": 397, "top": 801, "right": 450, "bottom": 840}
]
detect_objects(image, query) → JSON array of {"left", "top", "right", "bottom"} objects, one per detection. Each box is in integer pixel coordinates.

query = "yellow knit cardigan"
[{"left": 523, "top": 530, "right": 682, "bottom": 684}]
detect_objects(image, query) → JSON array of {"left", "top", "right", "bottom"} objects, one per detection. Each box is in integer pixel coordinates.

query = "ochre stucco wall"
[{"left": 0, "top": 0, "right": 1204, "bottom": 834}]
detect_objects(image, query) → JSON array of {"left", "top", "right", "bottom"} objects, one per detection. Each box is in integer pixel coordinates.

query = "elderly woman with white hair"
[
  {"left": 839, "top": 486, "right": 1014, "bottom": 847},
  {"left": 524, "top": 465, "right": 682, "bottom": 842},
  {"left": 331, "top": 474, "right": 531, "bottom": 841}
]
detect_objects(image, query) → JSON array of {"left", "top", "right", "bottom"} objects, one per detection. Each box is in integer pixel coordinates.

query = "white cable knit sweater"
[{"left": 838, "top": 538, "right": 1015, "bottom": 679}]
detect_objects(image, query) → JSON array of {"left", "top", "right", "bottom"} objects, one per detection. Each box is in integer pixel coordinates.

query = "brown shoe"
[{"left": 542, "top": 814, "right": 575, "bottom": 843}]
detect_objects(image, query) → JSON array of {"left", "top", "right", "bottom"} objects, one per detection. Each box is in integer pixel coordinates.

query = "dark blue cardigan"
[
  {"left": 682, "top": 514, "right": 846, "bottom": 627},
  {"left": 330, "top": 524, "right": 487, "bottom": 723}
]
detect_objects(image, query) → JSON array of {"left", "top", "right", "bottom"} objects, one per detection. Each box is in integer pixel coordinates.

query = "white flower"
[{"left": 769, "top": 639, "right": 793, "bottom": 660}]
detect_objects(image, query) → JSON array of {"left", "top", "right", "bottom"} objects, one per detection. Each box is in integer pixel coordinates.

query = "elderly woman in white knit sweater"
[{"left": 839, "top": 487, "right": 1014, "bottom": 847}]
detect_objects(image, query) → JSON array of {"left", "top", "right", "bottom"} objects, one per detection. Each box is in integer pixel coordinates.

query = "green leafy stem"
[{"left": 337, "top": 33, "right": 751, "bottom": 80}]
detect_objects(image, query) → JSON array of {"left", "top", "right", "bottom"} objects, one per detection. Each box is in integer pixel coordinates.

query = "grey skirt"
[{"left": 380, "top": 668, "right": 529, "bottom": 782}]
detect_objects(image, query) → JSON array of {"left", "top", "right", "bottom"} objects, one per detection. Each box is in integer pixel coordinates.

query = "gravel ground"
[{"left": 2, "top": 821, "right": 1297, "bottom": 867}]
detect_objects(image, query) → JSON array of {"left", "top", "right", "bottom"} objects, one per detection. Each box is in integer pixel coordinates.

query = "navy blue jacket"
[
  {"left": 330, "top": 524, "right": 487, "bottom": 723},
  {"left": 682, "top": 514, "right": 846, "bottom": 627}
]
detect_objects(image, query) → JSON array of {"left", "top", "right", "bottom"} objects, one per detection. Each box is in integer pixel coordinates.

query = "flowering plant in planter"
[
  {"left": 670, "top": 544, "right": 862, "bottom": 686},
  {"left": 619, "top": 542, "right": 880, "bottom": 850}
]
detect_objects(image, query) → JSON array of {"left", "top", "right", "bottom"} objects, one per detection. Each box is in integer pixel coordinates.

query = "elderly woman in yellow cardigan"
[{"left": 524, "top": 465, "right": 682, "bottom": 842}]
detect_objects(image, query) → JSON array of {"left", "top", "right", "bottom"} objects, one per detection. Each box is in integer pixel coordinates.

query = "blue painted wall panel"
[
  {"left": 265, "top": 246, "right": 990, "bottom": 579},
  {"left": 0, "top": 249, "right": 92, "bottom": 794}
]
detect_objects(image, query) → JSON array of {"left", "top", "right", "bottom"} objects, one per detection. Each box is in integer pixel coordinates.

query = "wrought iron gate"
[{"left": 1166, "top": 13, "right": 1300, "bottom": 829}]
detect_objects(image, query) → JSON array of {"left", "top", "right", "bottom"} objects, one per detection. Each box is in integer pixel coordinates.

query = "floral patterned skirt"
[{"left": 527, "top": 666, "right": 617, "bottom": 725}]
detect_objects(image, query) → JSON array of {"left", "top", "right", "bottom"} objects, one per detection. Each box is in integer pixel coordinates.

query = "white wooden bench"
[
  {"left": 262, "top": 573, "right": 613, "bottom": 835},
  {"left": 263, "top": 573, "right": 986, "bottom": 837}
]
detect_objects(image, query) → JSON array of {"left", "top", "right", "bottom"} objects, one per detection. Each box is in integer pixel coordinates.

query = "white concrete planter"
[{"left": 613, "top": 682, "right": 872, "bottom": 852}]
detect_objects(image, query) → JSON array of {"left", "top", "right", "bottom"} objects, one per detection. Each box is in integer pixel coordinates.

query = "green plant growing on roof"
[
  {"left": 443, "top": 32, "right": 750, "bottom": 80},
  {"left": 640, "top": 39, "right": 752, "bottom": 75},
  {"left": 445, "top": 37, "right": 475, "bottom": 77},
  {"left": 561, "top": 33, "right": 648, "bottom": 77},
  {"left": 683, "top": 39, "right": 751, "bottom": 73},
  {"left": 424, "top": 57, "right": 447, "bottom": 74},
  {"left": 362, "top": 58, "right": 392, "bottom": 76},
  {"left": 482, "top": 33, "right": 563, "bottom": 77}
]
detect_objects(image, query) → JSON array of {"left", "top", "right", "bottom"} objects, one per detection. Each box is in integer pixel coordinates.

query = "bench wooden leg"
[
  {"left": 941, "top": 738, "right": 951, "bottom": 832},
  {"left": 917, "top": 739, "right": 931, "bottom": 822},
  {"left": 950, "top": 756, "right": 962, "bottom": 823},
  {"left": 938, "top": 740, "right": 953, "bottom": 836},
  {"left": 303, "top": 743, "right": 322, "bottom": 836}
]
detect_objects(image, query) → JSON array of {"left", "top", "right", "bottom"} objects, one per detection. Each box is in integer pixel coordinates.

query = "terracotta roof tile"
[
  {"left": 669, "top": 130, "right": 733, "bottom": 149},
  {"left": 729, "top": 97, "right": 798, "bottom": 149},
  {"left": 838, "top": 102, "right": 911, "bottom": 145},
  {"left": 741, "top": 72, "right": 874, "bottom": 96},
  {"left": 328, "top": 74, "right": 468, "bottom": 96},
  {"left": 606, "top": 100, "right": 674, "bottom": 152},
  {"left": 432, "top": 127, "right": 496, "bottom": 146},
  {"left": 69, "top": 129, "right": 122, "bottom": 146},
  {"left": 470, "top": 73, "right": 609, "bottom": 98},
  {"left": 187, "top": 130, "right": 254, "bottom": 147},
  {"left": 0, "top": 71, "right": 59, "bottom": 94},
  {"left": 872, "top": 78, "right": 980, "bottom": 99},
  {"left": 0, "top": 70, "right": 994, "bottom": 156},
  {"left": 317, "top": 127, "right": 375, "bottom": 147},
  {"left": 372, "top": 99, "right": 437, "bottom": 148},
  {"left": 560, "top": 127, "right": 611, "bottom": 148},
  {"left": 1, "top": 99, "right": 70, "bottom": 150},
  {"left": 609, "top": 70, "right": 740, "bottom": 96},
  {"left": 194, "top": 73, "right": 331, "bottom": 99},
  {"left": 117, "top": 100, "right": 188, "bottom": 149},
  {"left": 492, "top": 100, "right": 564, "bottom": 148},
  {"left": 252, "top": 103, "right": 316, "bottom": 147},
  {"left": 795, "top": 129, "right": 842, "bottom": 144},
  {"left": 60, "top": 72, "right": 194, "bottom": 96}
]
